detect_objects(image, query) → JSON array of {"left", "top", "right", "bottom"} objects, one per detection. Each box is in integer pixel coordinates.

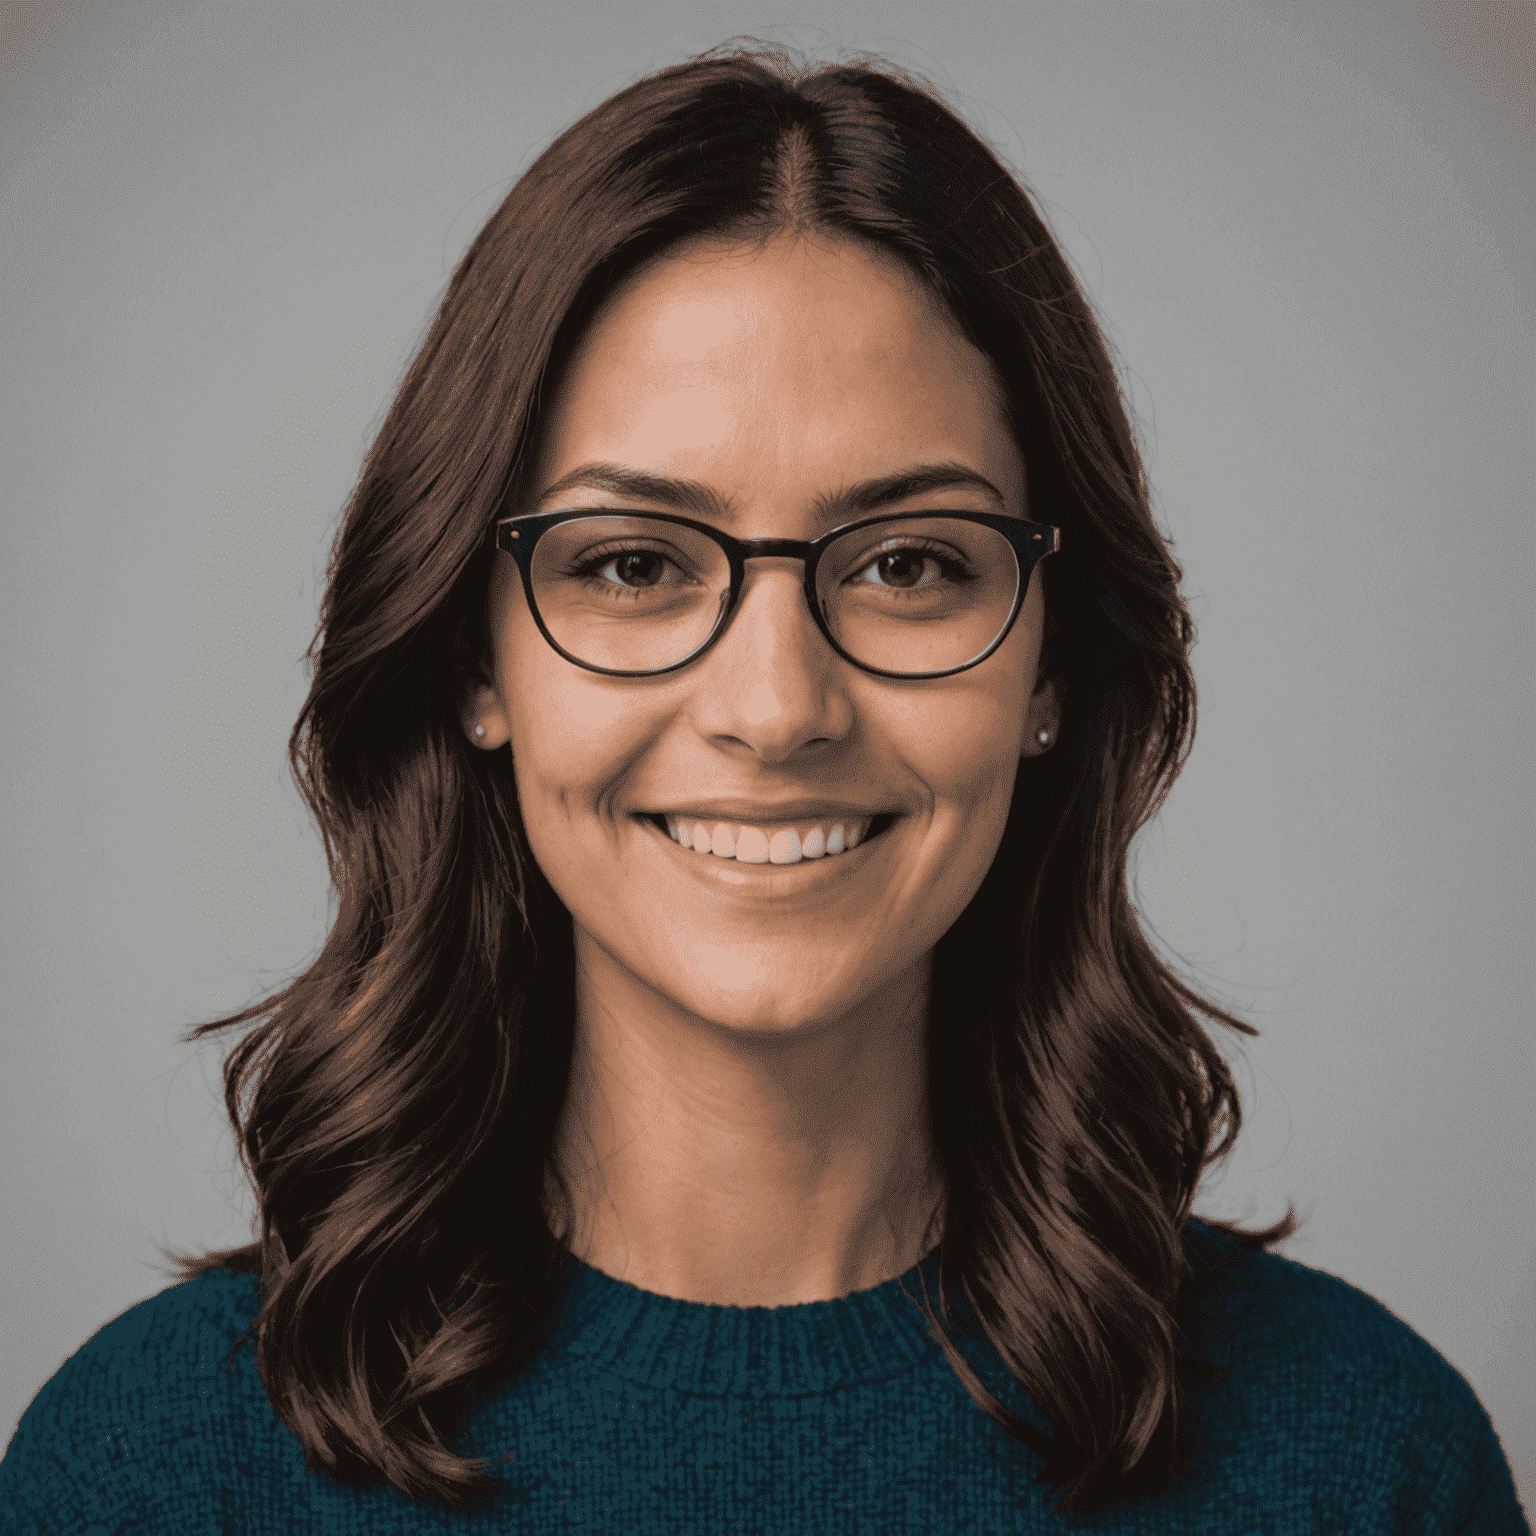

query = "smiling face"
[{"left": 467, "top": 233, "right": 1060, "bottom": 1038}]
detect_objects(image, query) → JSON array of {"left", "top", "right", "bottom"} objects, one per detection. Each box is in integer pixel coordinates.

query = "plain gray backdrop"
[{"left": 3, "top": 0, "right": 1532, "bottom": 1498}]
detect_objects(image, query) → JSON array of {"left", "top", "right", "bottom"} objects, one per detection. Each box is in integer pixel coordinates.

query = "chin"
[
  {"left": 697, "top": 1003, "right": 842, "bottom": 1041},
  {"left": 644, "top": 947, "right": 901, "bottom": 1041},
  {"left": 657, "top": 981, "right": 838, "bottom": 1039}
]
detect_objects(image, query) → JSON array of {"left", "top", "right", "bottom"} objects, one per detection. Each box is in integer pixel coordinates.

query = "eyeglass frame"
[{"left": 490, "top": 507, "right": 1061, "bottom": 681}]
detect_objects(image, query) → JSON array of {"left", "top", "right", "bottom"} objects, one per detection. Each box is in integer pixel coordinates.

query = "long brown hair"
[{"left": 171, "top": 44, "right": 1296, "bottom": 1516}]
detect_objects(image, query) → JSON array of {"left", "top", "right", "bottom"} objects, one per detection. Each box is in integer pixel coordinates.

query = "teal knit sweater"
[{"left": 1, "top": 1219, "right": 1526, "bottom": 1533}]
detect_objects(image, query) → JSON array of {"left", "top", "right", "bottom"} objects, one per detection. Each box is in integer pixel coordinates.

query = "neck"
[{"left": 546, "top": 931, "right": 945, "bottom": 1307}]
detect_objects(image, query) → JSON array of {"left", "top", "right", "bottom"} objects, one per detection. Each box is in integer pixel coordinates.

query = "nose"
[{"left": 692, "top": 557, "right": 853, "bottom": 764}]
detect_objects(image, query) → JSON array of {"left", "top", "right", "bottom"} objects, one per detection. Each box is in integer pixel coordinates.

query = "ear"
[
  {"left": 453, "top": 613, "right": 512, "bottom": 752},
  {"left": 1021, "top": 671, "right": 1065, "bottom": 758}
]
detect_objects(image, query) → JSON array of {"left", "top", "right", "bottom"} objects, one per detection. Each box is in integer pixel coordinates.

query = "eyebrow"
[{"left": 535, "top": 461, "right": 1010, "bottom": 522}]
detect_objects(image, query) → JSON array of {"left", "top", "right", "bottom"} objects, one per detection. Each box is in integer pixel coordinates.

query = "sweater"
[{"left": 1, "top": 1219, "right": 1527, "bottom": 1534}]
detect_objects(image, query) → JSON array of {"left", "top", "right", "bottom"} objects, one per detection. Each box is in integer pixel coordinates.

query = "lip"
[
  {"left": 634, "top": 812, "right": 899, "bottom": 884},
  {"left": 640, "top": 799, "right": 896, "bottom": 823}
]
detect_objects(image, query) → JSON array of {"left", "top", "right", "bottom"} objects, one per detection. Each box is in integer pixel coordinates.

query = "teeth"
[
  {"left": 735, "top": 827, "right": 770, "bottom": 864},
  {"left": 768, "top": 829, "right": 801, "bottom": 864},
  {"left": 661, "top": 815, "right": 874, "bottom": 865}
]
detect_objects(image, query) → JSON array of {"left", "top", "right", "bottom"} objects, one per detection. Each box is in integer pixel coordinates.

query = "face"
[{"left": 468, "top": 233, "right": 1059, "bottom": 1037}]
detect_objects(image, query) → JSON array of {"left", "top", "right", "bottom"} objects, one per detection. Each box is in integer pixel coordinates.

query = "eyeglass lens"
[{"left": 527, "top": 515, "right": 1022, "bottom": 676}]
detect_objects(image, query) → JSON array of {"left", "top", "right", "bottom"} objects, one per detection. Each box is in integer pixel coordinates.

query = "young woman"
[{"left": 2, "top": 47, "right": 1525, "bottom": 1534}]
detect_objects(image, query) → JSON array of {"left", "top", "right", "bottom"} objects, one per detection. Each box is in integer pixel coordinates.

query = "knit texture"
[{"left": 1, "top": 1219, "right": 1527, "bottom": 1534}]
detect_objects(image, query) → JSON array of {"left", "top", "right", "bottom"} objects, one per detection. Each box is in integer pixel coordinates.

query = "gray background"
[{"left": 3, "top": 0, "right": 1531, "bottom": 1497}]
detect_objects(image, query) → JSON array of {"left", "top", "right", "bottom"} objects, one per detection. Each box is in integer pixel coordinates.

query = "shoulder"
[
  {"left": 1185, "top": 1216, "right": 1477, "bottom": 1392},
  {"left": 1181, "top": 1218, "right": 1528, "bottom": 1530},
  {"left": 14, "top": 1264, "right": 263, "bottom": 1414},
  {"left": 0, "top": 1267, "right": 266, "bottom": 1532}
]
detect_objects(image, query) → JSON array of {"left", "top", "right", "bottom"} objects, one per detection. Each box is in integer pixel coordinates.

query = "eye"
[
  {"left": 566, "top": 543, "right": 693, "bottom": 591},
  {"left": 604, "top": 550, "right": 672, "bottom": 589},
  {"left": 846, "top": 539, "right": 973, "bottom": 593},
  {"left": 857, "top": 550, "right": 940, "bottom": 589}
]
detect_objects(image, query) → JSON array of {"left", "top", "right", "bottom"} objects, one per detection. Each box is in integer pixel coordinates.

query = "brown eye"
[
  {"left": 875, "top": 552, "right": 929, "bottom": 588},
  {"left": 614, "top": 552, "right": 668, "bottom": 588}
]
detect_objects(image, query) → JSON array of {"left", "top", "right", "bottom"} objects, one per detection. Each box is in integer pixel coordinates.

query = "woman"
[{"left": 2, "top": 46, "right": 1525, "bottom": 1534}]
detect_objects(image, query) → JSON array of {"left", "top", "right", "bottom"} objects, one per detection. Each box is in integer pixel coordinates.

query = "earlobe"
[
  {"left": 461, "top": 701, "right": 511, "bottom": 750},
  {"left": 458, "top": 670, "right": 511, "bottom": 751},
  {"left": 1023, "top": 674, "right": 1065, "bottom": 757},
  {"left": 462, "top": 713, "right": 512, "bottom": 751}
]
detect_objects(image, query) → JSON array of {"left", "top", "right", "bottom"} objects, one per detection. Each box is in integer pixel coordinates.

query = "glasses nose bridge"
[
  {"left": 736, "top": 536, "right": 815, "bottom": 567},
  {"left": 724, "top": 535, "right": 823, "bottom": 637}
]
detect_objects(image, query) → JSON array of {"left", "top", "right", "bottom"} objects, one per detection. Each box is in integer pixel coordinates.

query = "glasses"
[{"left": 491, "top": 508, "right": 1060, "bottom": 680}]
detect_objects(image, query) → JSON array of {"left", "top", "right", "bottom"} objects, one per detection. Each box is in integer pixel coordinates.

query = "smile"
[{"left": 645, "top": 813, "right": 898, "bottom": 865}]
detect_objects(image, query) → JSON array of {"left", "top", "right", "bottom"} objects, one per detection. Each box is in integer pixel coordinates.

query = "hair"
[{"left": 171, "top": 43, "right": 1296, "bottom": 1517}]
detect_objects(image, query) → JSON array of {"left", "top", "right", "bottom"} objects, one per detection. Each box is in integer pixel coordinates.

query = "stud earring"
[
  {"left": 474, "top": 725, "right": 486, "bottom": 739},
  {"left": 1036, "top": 729, "right": 1051, "bottom": 746}
]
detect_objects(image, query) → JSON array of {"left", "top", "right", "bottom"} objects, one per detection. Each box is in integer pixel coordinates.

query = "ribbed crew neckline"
[
  {"left": 542, "top": 1246, "right": 961, "bottom": 1398},
  {"left": 528, "top": 1218, "right": 1238, "bottom": 1402}
]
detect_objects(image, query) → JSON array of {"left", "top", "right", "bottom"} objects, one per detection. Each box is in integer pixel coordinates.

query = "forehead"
[{"left": 531, "top": 233, "right": 1023, "bottom": 522}]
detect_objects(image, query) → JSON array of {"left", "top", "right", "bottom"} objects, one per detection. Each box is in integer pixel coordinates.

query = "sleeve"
[
  {"left": 1447, "top": 1456, "right": 1531, "bottom": 1536},
  {"left": 1398, "top": 1332, "right": 1530, "bottom": 1536},
  {"left": 0, "top": 1277, "right": 257, "bottom": 1535},
  {"left": 1191, "top": 1237, "right": 1530, "bottom": 1535},
  {"left": 0, "top": 1341, "right": 161, "bottom": 1535},
  {"left": 1434, "top": 1407, "right": 1531, "bottom": 1534}
]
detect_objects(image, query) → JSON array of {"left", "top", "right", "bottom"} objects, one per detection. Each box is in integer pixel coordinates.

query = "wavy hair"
[{"left": 172, "top": 44, "right": 1296, "bottom": 1516}]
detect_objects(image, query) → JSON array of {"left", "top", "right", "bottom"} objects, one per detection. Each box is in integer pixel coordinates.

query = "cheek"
[
  {"left": 926, "top": 706, "right": 1025, "bottom": 837},
  {"left": 495, "top": 576, "right": 616, "bottom": 760},
  {"left": 888, "top": 639, "right": 1035, "bottom": 814},
  {"left": 510, "top": 669, "right": 651, "bottom": 816},
  {"left": 492, "top": 590, "right": 650, "bottom": 836},
  {"left": 895, "top": 665, "right": 1034, "bottom": 887},
  {"left": 507, "top": 686, "right": 656, "bottom": 920}
]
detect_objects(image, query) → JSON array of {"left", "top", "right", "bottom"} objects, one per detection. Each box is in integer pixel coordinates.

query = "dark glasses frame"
[{"left": 491, "top": 507, "right": 1061, "bottom": 680}]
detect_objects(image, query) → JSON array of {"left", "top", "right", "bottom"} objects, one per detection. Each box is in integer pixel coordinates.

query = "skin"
[{"left": 462, "top": 232, "right": 1061, "bottom": 1306}]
